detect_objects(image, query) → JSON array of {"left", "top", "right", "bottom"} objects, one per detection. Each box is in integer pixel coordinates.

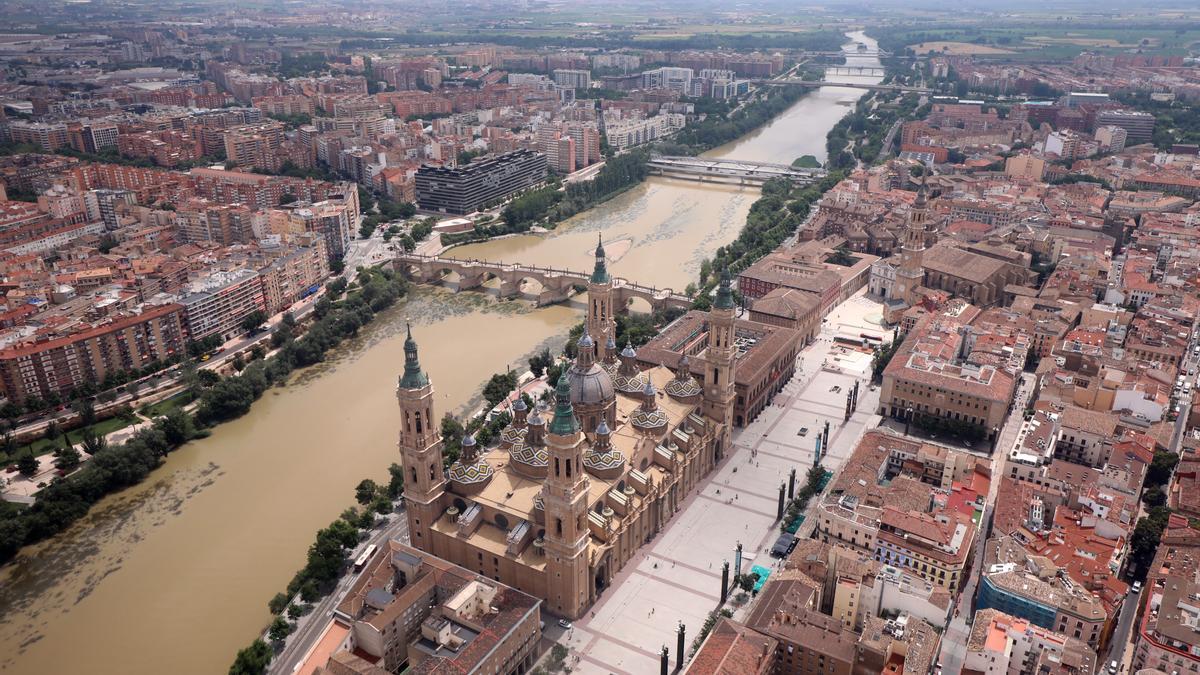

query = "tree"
[
  {"left": 287, "top": 603, "right": 305, "bottom": 620},
  {"left": 17, "top": 451, "right": 39, "bottom": 477},
  {"left": 386, "top": 463, "right": 405, "bottom": 499},
  {"left": 268, "top": 592, "right": 289, "bottom": 615},
  {"left": 528, "top": 348, "right": 553, "bottom": 378},
  {"left": 229, "top": 639, "right": 272, "bottom": 675},
  {"left": 43, "top": 421, "right": 60, "bottom": 442},
  {"left": 53, "top": 446, "right": 82, "bottom": 472},
  {"left": 1147, "top": 451, "right": 1180, "bottom": 488},
  {"left": 268, "top": 616, "right": 292, "bottom": 642},
  {"left": 355, "top": 479, "right": 378, "bottom": 506},
  {"left": 1143, "top": 486, "right": 1167, "bottom": 508},
  {"left": 482, "top": 371, "right": 518, "bottom": 409},
  {"left": 73, "top": 399, "right": 97, "bottom": 427},
  {"left": 371, "top": 493, "right": 392, "bottom": 515},
  {"left": 80, "top": 427, "right": 108, "bottom": 456},
  {"left": 240, "top": 310, "right": 268, "bottom": 332}
]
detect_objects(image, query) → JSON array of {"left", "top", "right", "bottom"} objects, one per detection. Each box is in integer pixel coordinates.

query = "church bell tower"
[{"left": 398, "top": 324, "right": 445, "bottom": 554}]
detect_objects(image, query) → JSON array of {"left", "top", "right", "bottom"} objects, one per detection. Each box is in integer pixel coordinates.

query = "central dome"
[{"left": 567, "top": 361, "right": 615, "bottom": 407}]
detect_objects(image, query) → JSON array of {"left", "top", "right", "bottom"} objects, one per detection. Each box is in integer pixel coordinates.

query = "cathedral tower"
[
  {"left": 587, "top": 235, "right": 616, "bottom": 362},
  {"left": 541, "top": 372, "right": 592, "bottom": 619},
  {"left": 703, "top": 270, "right": 737, "bottom": 463},
  {"left": 892, "top": 183, "right": 931, "bottom": 307},
  {"left": 398, "top": 324, "right": 445, "bottom": 553}
]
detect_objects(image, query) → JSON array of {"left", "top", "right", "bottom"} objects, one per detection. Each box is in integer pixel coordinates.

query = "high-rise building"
[
  {"left": 1094, "top": 110, "right": 1155, "bottom": 144},
  {"left": 415, "top": 149, "right": 547, "bottom": 215},
  {"left": 552, "top": 69, "right": 591, "bottom": 90},
  {"left": 1094, "top": 125, "right": 1127, "bottom": 153}
]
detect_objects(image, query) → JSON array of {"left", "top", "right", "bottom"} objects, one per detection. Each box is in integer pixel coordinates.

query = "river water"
[{"left": 0, "top": 33, "right": 880, "bottom": 675}]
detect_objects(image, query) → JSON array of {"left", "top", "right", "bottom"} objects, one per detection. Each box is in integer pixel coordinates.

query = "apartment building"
[
  {"left": 604, "top": 113, "right": 686, "bottom": 151},
  {"left": 223, "top": 122, "right": 285, "bottom": 172},
  {"left": 965, "top": 608, "right": 1097, "bottom": 675},
  {"left": 0, "top": 303, "right": 187, "bottom": 402},
  {"left": 178, "top": 268, "right": 266, "bottom": 341},
  {"left": 257, "top": 238, "right": 330, "bottom": 315},
  {"left": 978, "top": 536, "right": 1112, "bottom": 649},
  {"left": 552, "top": 69, "right": 591, "bottom": 90}
]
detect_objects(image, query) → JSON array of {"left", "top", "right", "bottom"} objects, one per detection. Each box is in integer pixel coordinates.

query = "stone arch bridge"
[{"left": 392, "top": 253, "right": 692, "bottom": 313}]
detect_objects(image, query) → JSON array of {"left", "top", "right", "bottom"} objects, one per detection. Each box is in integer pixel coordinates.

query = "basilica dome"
[{"left": 568, "top": 331, "right": 615, "bottom": 407}]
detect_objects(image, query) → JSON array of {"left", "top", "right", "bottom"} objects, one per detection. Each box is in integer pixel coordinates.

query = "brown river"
[{"left": 0, "top": 33, "right": 880, "bottom": 675}]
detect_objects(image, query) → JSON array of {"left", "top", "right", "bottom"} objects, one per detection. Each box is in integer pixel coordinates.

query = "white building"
[{"left": 868, "top": 259, "right": 896, "bottom": 297}]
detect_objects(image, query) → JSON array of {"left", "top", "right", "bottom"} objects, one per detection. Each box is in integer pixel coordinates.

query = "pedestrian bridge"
[
  {"left": 647, "top": 155, "right": 826, "bottom": 186},
  {"left": 392, "top": 254, "right": 693, "bottom": 312}
]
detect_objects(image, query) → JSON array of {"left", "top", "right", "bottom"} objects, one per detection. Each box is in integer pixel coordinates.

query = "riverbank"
[{"left": 0, "top": 269, "right": 408, "bottom": 566}]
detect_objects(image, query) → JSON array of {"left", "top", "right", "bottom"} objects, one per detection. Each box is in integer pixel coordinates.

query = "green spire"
[
  {"left": 549, "top": 370, "right": 580, "bottom": 436},
  {"left": 714, "top": 269, "right": 735, "bottom": 310},
  {"left": 590, "top": 233, "right": 609, "bottom": 284},
  {"left": 399, "top": 323, "right": 429, "bottom": 389}
]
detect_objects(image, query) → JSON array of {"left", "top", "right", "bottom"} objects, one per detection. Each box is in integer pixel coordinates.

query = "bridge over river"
[
  {"left": 646, "top": 155, "right": 826, "bottom": 186},
  {"left": 393, "top": 254, "right": 693, "bottom": 312}
]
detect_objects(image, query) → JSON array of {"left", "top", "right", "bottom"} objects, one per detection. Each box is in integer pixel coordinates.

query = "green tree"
[
  {"left": 53, "top": 446, "right": 82, "bottom": 472},
  {"left": 80, "top": 427, "right": 108, "bottom": 456},
  {"left": 73, "top": 399, "right": 97, "bottom": 427},
  {"left": 482, "top": 371, "right": 518, "bottom": 409},
  {"left": 240, "top": 310, "right": 268, "bottom": 332},
  {"left": 268, "top": 616, "right": 292, "bottom": 642},
  {"left": 386, "top": 463, "right": 405, "bottom": 499},
  {"left": 528, "top": 349, "right": 553, "bottom": 378},
  {"left": 355, "top": 479, "right": 378, "bottom": 506},
  {"left": 228, "top": 639, "right": 272, "bottom": 675},
  {"left": 268, "top": 592, "right": 289, "bottom": 615},
  {"left": 17, "top": 451, "right": 39, "bottom": 477}
]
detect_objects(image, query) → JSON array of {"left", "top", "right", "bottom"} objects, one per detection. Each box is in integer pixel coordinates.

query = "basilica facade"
[{"left": 399, "top": 241, "right": 739, "bottom": 619}]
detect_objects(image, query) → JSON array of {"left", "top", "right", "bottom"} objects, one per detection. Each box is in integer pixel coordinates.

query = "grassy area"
[
  {"left": 140, "top": 390, "right": 196, "bottom": 419},
  {"left": 2, "top": 413, "right": 141, "bottom": 463},
  {"left": 873, "top": 23, "right": 1200, "bottom": 60}
]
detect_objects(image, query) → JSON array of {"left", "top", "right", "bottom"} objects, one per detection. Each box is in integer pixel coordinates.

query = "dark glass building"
[{"left": 415, "top": 149, "right": 547, "bottom": 215}]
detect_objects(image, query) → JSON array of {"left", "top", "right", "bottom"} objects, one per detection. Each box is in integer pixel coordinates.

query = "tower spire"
[
  {"left": 400, "top": 323, "right": 429, "bottom": 389},
  {"left": 591, "top": 233, "right": 609, "bottom": 284},
  {"left": 549, "top": 370, "right": 581, "bottom": 436}
]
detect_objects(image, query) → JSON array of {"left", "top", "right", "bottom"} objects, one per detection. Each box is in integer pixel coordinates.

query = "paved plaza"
[{"left": 552, "top": 291, "right": 888, "bottom": 674}]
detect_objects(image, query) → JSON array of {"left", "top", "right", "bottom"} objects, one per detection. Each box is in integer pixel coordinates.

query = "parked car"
[{"left": 557, "top": 619, "right": 572, "bottom": 629}]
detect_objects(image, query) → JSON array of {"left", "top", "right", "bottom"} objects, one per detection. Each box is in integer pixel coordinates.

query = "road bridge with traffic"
[{"left": 647, "top": 155, "right": 826, "bottom": 186}]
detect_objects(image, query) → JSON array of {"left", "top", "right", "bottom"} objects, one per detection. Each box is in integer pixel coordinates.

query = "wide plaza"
[{"left": 547, "top": 290, "right": 887, "bottom": 674}]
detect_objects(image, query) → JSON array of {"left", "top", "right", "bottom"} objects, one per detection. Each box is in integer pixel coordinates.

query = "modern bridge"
[
  {"left": 749, "top": 79, "right": 933, "bottom": 95},
  {"left": 646, "top": 155, "right": 827, "bottom": 186}
]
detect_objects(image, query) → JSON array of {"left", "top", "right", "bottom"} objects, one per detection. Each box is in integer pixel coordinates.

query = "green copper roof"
[
  {"left": 714, "top": 269, "right": 735, "bottom": 310},
  {"left": 590, "top": 234, "right": 609, "bottom": 284},
  {"left": 399, "top": 323, "right": 430, "bottom": 389},
  {"left": 549, "top": 370, "right": 581, "bottom": 436}
]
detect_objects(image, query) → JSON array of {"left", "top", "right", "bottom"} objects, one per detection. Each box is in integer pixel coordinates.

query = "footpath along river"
[{"left": 0, "top": 32, "right": 881, "bottom": 675}]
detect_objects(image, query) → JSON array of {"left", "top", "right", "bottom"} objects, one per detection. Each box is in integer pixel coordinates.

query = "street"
[
  {"left": 937, "top": 372, "right": 1034, "bottom": 675},
  {"left": 269, "top": 510, "right": 410, "bottom": 675}
]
